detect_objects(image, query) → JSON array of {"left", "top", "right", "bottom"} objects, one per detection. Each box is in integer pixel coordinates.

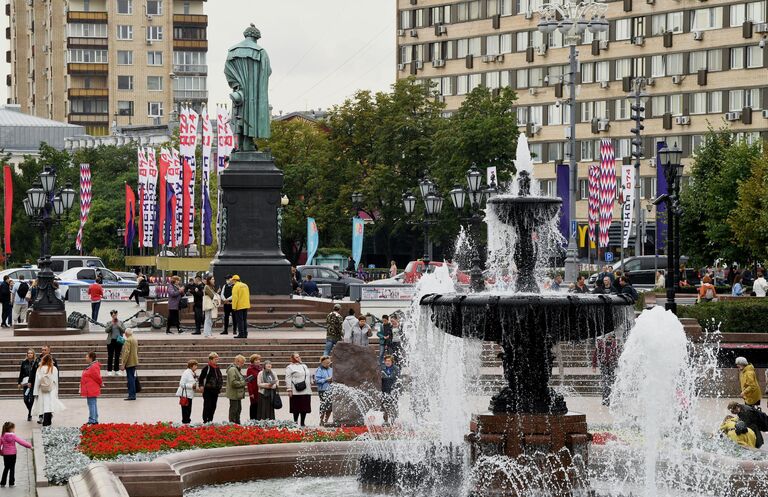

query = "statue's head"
[{"left": 244, "top": 23, "right": 261, "bottom": 40}]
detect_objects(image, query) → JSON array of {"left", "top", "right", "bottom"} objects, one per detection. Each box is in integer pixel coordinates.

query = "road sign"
[
  {"left": 605, "top": 252, "right": 614, "bottom": 263},
  {"left": 571, "top": 220, "right": 577, "bottom": 238}
]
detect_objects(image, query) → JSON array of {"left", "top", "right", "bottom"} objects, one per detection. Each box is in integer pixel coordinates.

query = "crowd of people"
[{"left": 0, "top": 275, "right": 34, "bottom": 327}]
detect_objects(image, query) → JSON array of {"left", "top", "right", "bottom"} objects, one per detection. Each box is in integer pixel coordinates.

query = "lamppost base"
[
  {"left": 564, "top": 240, "right": 579, "bottom": 284},
  {"left": 27, "top": 309, "right": 67, "bottom": 329}
]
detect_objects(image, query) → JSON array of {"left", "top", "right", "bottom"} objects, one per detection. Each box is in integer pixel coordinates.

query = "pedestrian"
[
  {"left": 732, "top": 274, "right": 745, "bottom": 297},
  {"left": 301, "top": 274, "right": 320, "bottom": 297},
  {"left": 246, "top": 354, "right": 262, "bottom": 421},
  {"left": 342, "top": 308, "right": 357, "bottom": 342},
  {"left": 655, "top": 270, "right": 665, "bottom": 289},
  {"left": 290, "top": 267, "right": 301, "bottom": 295},
  {"left": 188, "top": 275, "right": 205, "bottom": 335},
  {"left": 0, "top": 276, "right": 11, "bottom": 328},
  {"left": 79, "top": 351, "right": 102, "bottom": 425},
  {"left": 176, "top": 360, "right": 198, "bottom": 424},
  {"left": 389, "top": 260, "right": 398, "bottom": 278},
  {"left": 753, "top": 269, "right": 768, "bottom": 297},
  {"left": 104, "top": 310, "right": 125, "bottom": 377},
  {"left": 720, "top": 415, "right": 757, "bottom": 448},
  {"left": 202, "top": 275, "right": 220, "bottom": 338},
  {"left": 219, "top": 275, "right": 235, "bottom": 335},
  {"left": 597, "top": 266, "right": 614, "bottom": 288},
  {"left": 550, "top": 274, "right": 563, "bottom": 291},
  {"left": 324, "top": 303, "right": 344, "bottom": 356},
  {"left": 315, "top": 356, "right": 333, "bottom": 426},
  {"left": 727, "top": 402, "right": 766, "bottom": 448},
  {"left": 226, "top": 355, "right": 247, "bottom": 424},
  {"left": 592, "top": 335, "right": 620, "bottom": 406},
  {"left": 377, "top": 315, "right": 392, "bottom": 364},
  {"left": 346, "top": 256, "right": 356, "bottom": 273},
  {"left": 285, "top": 352, "right": 311, "bottom": 426},
  {"left": 347, "top": 316, "right": 372, "bottom": 347},
  {"left": 32, "top": 354, "right": 64, "bottom": 426},
  {"left": 11, "top": 275, "right": 29, "bottom": 325},
  {"left": 698, "top": 275, "right": 717, "bottom": 303},
  {"left": 736, "top": 356, "right": 761, "bottom": 408},
  {"left": 29, "top": 345, "right": 59, "bottom": 425},
  {"left": 198, "top": 352, "right": 223, "bottom": 423},
  {"left": 165, "top": 276, "right": 184, "bottom": 334},
  {"left": 128, "top": 276, "right": 150, "bottom": 307},
  {"left": 0, "top": 422, "right": 32, "bottom": 488},
  {"left": 592, "top": 276, "right": 614, "bottom": 295},
  {"left": 231, "top": 275, "right": 251, "bottom": 338},
  {"left": 87, "top": 276, "right": 103, "bottom": 323},
  {"left": 381, "top": 355, "right": 400, "bottom": 424},
  {"left": 256, "top": 361, "right": 278, "bottom": 420},
  {"left": 390, "top": 315, "right": 403, "bottom": 363},
  {"left": 618, "top": 276, "right": 638, "bottom": 301},
  {"left": 119, "top": 329, "right": 139, "bottom": 401},
  {"left": 17, "top": 349, "right": 35, "bottom": 422},
  {"left": 570, "top": 275, "right": 588, "bottom": 294}
]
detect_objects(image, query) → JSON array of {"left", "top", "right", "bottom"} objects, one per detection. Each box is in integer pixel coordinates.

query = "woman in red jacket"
[{"left": 80, "top": 351, "right": 103, "bottom": 425}]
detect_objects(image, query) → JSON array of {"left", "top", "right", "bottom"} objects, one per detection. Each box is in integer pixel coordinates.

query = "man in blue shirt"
[{"left": 301, "top": 274, "right": 319, "bottom": 297}]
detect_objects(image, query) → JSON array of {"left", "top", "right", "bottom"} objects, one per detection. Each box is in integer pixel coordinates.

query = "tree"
[{"left": 728, "top": 151, "right": 768, "bottom": 263}]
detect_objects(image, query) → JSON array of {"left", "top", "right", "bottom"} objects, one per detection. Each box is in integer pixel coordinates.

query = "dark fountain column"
[{"left": 211, "top": 151, "right": 291, "bottom": 295}]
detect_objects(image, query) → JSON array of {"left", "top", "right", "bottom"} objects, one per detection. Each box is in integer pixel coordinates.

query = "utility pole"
[{"left": 629, "top": 78, "right": 647, "bottom": 257}]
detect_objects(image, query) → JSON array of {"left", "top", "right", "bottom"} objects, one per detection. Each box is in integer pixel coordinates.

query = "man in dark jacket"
[
  {"left": 0, "top": 275, "right": 12, "bottom": 327},
  {"left": 219, "top": 275, "right": 234, "bottom": 335},
  {"left": 187, "top": 276, "right": 205, "bottom": 335},
  {"left": 729, "top": 401, "right": 768, "bottom": 448},
  {"left": 618, "top": 276, "right": 638, "bottom": 301}
]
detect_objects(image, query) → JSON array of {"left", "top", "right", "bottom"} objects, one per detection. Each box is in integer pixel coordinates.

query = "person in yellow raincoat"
[
  {"left": 720, "top": 415, "right": 757, "bottom": 448},
  {"left": 736, "top": 356, "right": 761, "bottom": 407}
]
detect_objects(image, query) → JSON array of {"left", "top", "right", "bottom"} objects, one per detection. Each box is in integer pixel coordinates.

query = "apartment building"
[
  {"left": 396, "top": 0, "right": 768, "bottom": 251},
  {"left": 5, "top": 0, "right": 208, "bottom": 136}
]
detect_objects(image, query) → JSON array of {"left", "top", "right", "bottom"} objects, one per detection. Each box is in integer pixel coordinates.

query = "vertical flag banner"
[
  {"left": 598, "top": 138, "right": 617, "bottom": 248},
  {"left": 556, "top": 162, "right": 569, "bottom": 245},
  {"left": 352, "top": 217, "right": 364, "bottom": 269},
  {"left": 216, "top": 105, "right": 234, "bottom": 248},
  {"left": 3, "top": 165, "right": 12, "bottom": 255},
  {"left": 171, "top": 149, "right": 183, "bottom": 247},
  {"left": 75, "top": 163, "right": 91, "bottom": 253},
  {"left": 182, "top": 158, "right": 192, "bottom": 247},
  {"left": 621, "top": 161, "right": 635, "bottom": 249},
  {"left": 125, "top": 184, "right": 136, "bottom": 248},
  {"left": 587, "top": 163, "right": 600, "bottom": 248},
  {"left": 306, "top": 217, "right": 319, "bottom": 265},
  {"left": 146, "top": 148, "right": 158, "bottom": 248},
  {"left": 655, "top": 141, "right": 668, "bottom": 253},
  {"left": 184, "top": 107, "right": 199, "bottom": 246},
  {"left": 201, "top": 106, "right": 213, "bottom": 246},
  {"left": 137, "top": 147, "right": 149, "bottom": 248},
  {"left": 158, "top": 148, "right": 170, "bottom": 246}
]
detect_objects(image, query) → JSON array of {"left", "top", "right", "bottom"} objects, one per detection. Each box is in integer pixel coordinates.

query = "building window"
[
  {"left": 117, "top": 75, "right": 134, "bottom": 90},
  {"left": 430, "top": 6, "right": 451, "bottom": 25},
  {"left": 615, "top": 99, "right": 630, "bottom": 120},
  {"left": 516, "top": 69, "right": 528, "bottom": 88},
  {"left": 117, "top": 25, "right": 133, "bottom": 40},
  {"left": 83, "top": 0, "right": 90, "bottom": 11},
  {"left": 731, "top": 47, "right": 745, "bottom": 70},
  {"left": 709, "top": 91, "right": 722, "bottom": 113},
  {"left": 669, "top": 94, "right": 683, "bottom": 116},
  {"left": 747, "top": 45, "right": 763, "bottom": 68},
  {"left": 616, "top": 138, "right": 630, "bottom": 159},
  {"left": 581, "top": 101, "right": 593, "bottom": 122},
  {"left": 615, "top": 58, "right": 631, "bottom": 80},
  {"left": 690, "top": 7, "right": 723, "bottom": 31},
  {"left": 488, "top": 0, "right": 513, "bottom": 16},
  {"left": 147, "top": 51, "right": 163, "bottom": 66},
  {"left": 516, "top": 31, "right": 529, "bottom": 52},
  {"left": 117, "top": 50, "right": 133, "bottom": 65},
  {"left": 147, "top": 26, "right": 163, "bottom": 41},
  {"left": 117, "top": 0, "right": 132, "bottom": 14},
  {"left": 530, "top": 143, "right": 542, "bottom": 163},
  {"left": 689, "top": 51, "right": 707, "bottom": 72},
  {"left": 578, "top": 179, "right": 589, "bottom": 199},
  {"left": 173, "top": 27, "right": 206, "bottom": 40},
  {"left": 651, "top": 11, "right": 683, "bottom": 35},
  {"left": 400, "top": 10, "right": 412, "bottom": 29},
  {"left": 468, "top": 73, "right": 481, "bottom": 91},
  {"left": 707, "top": 49, "right": 722, "bottom": 72},
  {"left": 595, "top": 61, "right": 609, "bottom": 82},
  {"left": 733, "top": 2, "right": 767, "bottom": 25},
  {"left": 651, "top": 95, "right": 666, "bottom": 117},
  {"left": 744, "top": 88, "right": 761, "bottom": 109},
  {"left": 690, "top": 92, "right": 707, "bottom": 114},
  {"left": 594, "top": 100, "right": 608, "bottom": 119},
  {"left": 67, "top": 23, "right": 108, "bottom": 38},
  {"left": 529, "top": 67, "right": 544, "bottom": 87},
  {"left": 539, "top": 179, "right": 556, "bottom": 196},
  {"left": 147, "top": 0, "right": 162, "bottom": 15},
  {"left": 148, "top": 102, "right": 163, "bottom": 117},
  {"left": 457, "top": 0, "right": 481, "bottom": 22},
  {"left": 529, "top": 105, "right": 543, "bottom": 125},
  {"left": 147, "top": 75, "right": 163, "bottom": 91},
  {"left": 67, "top": 49, "right": 108, "bottom": 63},
  {"left": 457, "top": 37, "right": 481, "bottom": 58},
  {"left": 486, "top": 71, "right": 500, "bottom": 89},
  {"left": 547, "top": 143, "right": 563, "bottom": 162},
  {"left": 183, "top": 1, "right": 190, "bottom": 15},
  {"left": 70, "top": 99, "right": 108, "bottom": 114},
  {"left": 457, "top": 75, "right": 468, "bottom": 95},
  {"left": 580, "top": 62, "right": 594, "bottom": 83},
  {"left": 548, "top": 104, "right": 562, "bottom": 125},
  {"left": 517, "top": 0, "right": 543, "bottom": 15},
  {"left": 441, "top": 76, "right": 453, "bottom": 96},
  {"left": 729, "top": 89, "right": 744, "bottom": 111},
  {"left": 117, "top": 100, "right": 134, "bottom": 116},
  {"left": 615, "top": 18, "right": 631, "bottom": 40}
]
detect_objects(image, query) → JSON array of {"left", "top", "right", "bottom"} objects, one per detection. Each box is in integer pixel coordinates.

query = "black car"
[
  {"left": 297, "top": 265, "right": 365, "bottom": 297},
  {"left": 588, "top": 256, "right": 699, "bottom": 288}
]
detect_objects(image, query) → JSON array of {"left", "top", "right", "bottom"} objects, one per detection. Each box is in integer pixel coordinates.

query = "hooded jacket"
[{"left": 740, "top": 364, "right": 762, "bottom": 405}]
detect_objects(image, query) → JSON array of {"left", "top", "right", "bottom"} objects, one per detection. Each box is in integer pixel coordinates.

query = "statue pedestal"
[
  {"left": 466, "top": 413, "right": 590, "bottom": 497},
  {"left": 211, "top": 151, "right": 291, "bottom": 295},
  {"left": 14, "top": 309, "right": 82, "bottom": 336},
  {"left": 329, "top": 342, "right": 381, "bottom": 426}
]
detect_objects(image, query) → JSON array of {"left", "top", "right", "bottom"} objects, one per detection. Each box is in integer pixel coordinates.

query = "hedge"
[{"left": 677, "top": 299, "right": 768, "bottom": 334}]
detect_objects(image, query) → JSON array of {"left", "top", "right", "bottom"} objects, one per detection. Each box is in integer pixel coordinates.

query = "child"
[{"left": 0, "top": 422, "right": 32, "bottom": 487}]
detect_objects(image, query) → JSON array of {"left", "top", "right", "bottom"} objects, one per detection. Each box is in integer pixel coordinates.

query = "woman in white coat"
[
  {"left": 176, "top": 360, "right": 199, "bottom": 424},
  {"left": 32, "top": 355, "right": 65, "bottom": 426},
  {"left": 285, "top": 352, "right": 311, "bottom": 427}
]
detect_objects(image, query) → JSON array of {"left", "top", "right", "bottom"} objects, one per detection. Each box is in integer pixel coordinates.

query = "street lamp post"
[
  {"left": 537, "top": 1, "right": 609, "bottom": 284},
  {"left": 656, "top": 142, "right": 683, "bottom": 314},
  {"left": 24, "top": 167, "right": 76, "bottom": 329},
  {"left": 403, "top": 177, "right": 443, "bottom": 264}
]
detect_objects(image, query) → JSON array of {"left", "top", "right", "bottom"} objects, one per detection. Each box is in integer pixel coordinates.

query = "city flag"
[
  {"left": 352, "top": 217, "right": 364, "bottom": 269},
  {"left": 184, "top": 107, "right": 199, "bottom": 245},
  {"left": 137, "top": 147, "right": 148, "bottom": 247},
  {"left": 146, "top": 148, "right": 158, "bottom": 248},
  {"left": 171, "top": 148, "right": 183, "bottom": 247},
  {"left": 306, "top": 217, "right": 319, "bottom": 265},
  {"left": 158, "top": 148, "right": 170, "bottom": 246},
  {"left": 201, "top": 106, "right": 213, "bottom": 246},
  {"left": 215, "top": 105, "right": 234, "bottom": 248},
  {"left": 75, "top": 163, "right": 91, "bottom": 253},
  {"left": 621, "top": 162, "right": 635, "bottom": 249},
  {"left": 598, "top": 139, "right": 616, "bottom": 248},
  {"left": 124, "top": 184, "right": 136, "bottom": 248},
  {"left": 3, "top": 165, "right": 11, "bottom": 255},
  {"left": 587, "top": 163, "right": 600, "bottom": 247},
  {"left": 182, "top": 158, "right": 192, "bottom": 247}
]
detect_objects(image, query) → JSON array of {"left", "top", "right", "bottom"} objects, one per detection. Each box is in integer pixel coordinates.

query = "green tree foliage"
[
  {"left": 679, "top": 129, "right": 763, "bottom": 266},
  {"left": 728, "top": 151, "right": 768, "bottom": 262}
]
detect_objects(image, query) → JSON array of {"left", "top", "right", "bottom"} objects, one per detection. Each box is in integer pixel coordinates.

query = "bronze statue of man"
[{"left": 225, "top": 24, "right": 272, "bottom": 152}]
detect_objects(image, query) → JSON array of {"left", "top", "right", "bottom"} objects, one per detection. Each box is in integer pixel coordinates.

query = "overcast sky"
[{"left": 0, "top": 0, "right": 396, "bottom": 116}]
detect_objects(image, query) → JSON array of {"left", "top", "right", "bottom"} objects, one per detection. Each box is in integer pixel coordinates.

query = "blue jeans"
[
  {"left": 126, "top": 366, "right": 137, "bottom": 399},
  {"left": 379, "top": 344, "right": 387, "bottom": 364},
  {"left": 86, "top": 397, "right": 98, "bottom": 424},
  {"left": 324, "top": 339, "right": 337, "bottom": 357},
  {"left": 91, "top": 301, "right": 101, "bottom": 322}
]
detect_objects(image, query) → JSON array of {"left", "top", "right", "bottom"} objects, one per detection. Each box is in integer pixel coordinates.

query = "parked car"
[
  {"left": 296, "top": 265, "right": 364, "bottom": 297},
  {"left": 114, "top": 271, "right": 138, "bottom": 282},
  {"left": 587, "top": 256, "right": 698, "bottom": 288},
  {"left": 0, "top": 267, "right": 39, "bottom": 284},
  {"left": 402, "top": 260, "right": 471, "bottom": 285},
  {"left": 50, "top": 256, "right": 105, "bottom": 274},
  {"left": 56, "top": 267, "right": 134, "bottom": 299},
  {"left": 369, "top": 272, "right": 406, "bottom": 285}
]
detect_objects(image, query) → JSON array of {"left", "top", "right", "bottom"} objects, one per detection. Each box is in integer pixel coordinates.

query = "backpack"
[
  {"left": 704, "top": 286, "right": 714, "bottom": 300},
  {"left": 204, "top": 366, "right": 222, "bottom": 392},
  {"left": 40, "top": 373, "right": 53, "bottom": 393},
  {"left": 16, "top": 282, "right": 29, "bottom": 300}
]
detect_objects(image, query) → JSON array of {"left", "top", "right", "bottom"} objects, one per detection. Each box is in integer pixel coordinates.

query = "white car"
[
  {"left": 368, "top": 272, "right": 408, "bottom": 285},
  {"left": 56, "top": 267, "right": 135, "bottom": 299},
  {"left": 0, "top": 267, "right": 39, "bottom": 283}
]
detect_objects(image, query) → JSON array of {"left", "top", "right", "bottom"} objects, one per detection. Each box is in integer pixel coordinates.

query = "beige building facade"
[
  {"left": 6, "top": 0, "right": 207, "bottom": 136},
  {"left": 396, "top": 0, "right": 768, "bottom": 252}
]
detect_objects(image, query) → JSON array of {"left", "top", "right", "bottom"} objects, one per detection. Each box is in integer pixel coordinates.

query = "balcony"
[
  {"left": 173, "top": 89, "right": 208, "bottom": 101},
  {"left": 68, "top": 113, "right": 109, "bottom": 125},
  {"left": 172, "top": 64, "right": 207, "bottom": 74},
  {"left": 66, "top": 11, "right": 108, "bottom": 23},
  {"left": 5, "top": 3, "right": 10, "bottom": 16},
  {"left": 172, "top": 14, "right": 207, "bottom": 26},
  {"left": 67, "top": 36, "right": 108, "bottom": 48},
  {"left": 68, "top": 88, "right": 108, "bottom": 98},
  {"left": 5, "top": 26, "right": 9, "bottom": 39},
  {"left": 67, "top": 63, "right": 108, "bottom": 75},
  {"left": 173, "top": 39, "right": 207, "bottom": 51}
]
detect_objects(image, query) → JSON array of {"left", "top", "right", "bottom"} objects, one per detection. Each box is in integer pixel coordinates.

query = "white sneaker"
[
  {"left": 108, "top": 371, "right": 114, "bottom": 377},
  {"left": 119, "top": 370, "right": 126, "bottom": 376}
]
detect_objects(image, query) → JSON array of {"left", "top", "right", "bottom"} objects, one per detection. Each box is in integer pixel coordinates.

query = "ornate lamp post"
[
  {"left": 403, "top": 177, "right": 443, "bottom": 264},
  {"left": 351, "top": 191, "right": 376, "bottom": 221},
  {"left": 450, "top": 165, "right": 493, "bottom": 292},
  {"left": 656, "top": 142, "right": 683, "bottom": 314},
  {"left": 537, "top": 1, "right": 609, "bottom": 284},
  {"left": 24, "top": 167, "right": 76, "bottom": 328}
]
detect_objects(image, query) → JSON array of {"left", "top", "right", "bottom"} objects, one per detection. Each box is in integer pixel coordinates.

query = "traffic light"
[{"left": 630, "top": 103, "right": 645, "bottom": 160}]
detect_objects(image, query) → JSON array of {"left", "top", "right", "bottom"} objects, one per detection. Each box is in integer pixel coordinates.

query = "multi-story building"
[
  {"left": 396, "top": 0, "right": 768, "bottom": 254},
  {"left": 5, "top": 0, "right": 207, "bottom": 136}
]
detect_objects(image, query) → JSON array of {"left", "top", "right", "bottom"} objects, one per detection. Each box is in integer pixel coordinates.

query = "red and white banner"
[
  {"left": 158, "top": 148, "right": 170, "bottom": 246},
  {"left": 171, "top": 148, "right": 183, "bottom": 247},
  {"left": 75, "top": 163, "right": 91, "bottom": 252},
  {"left": 137, "top": 148, "right": 149, "bottom": 247},
  {"left": 587, "top": 163, "right": 600, "bottom": 248},
  {"left": 216, "top": 105, "right": 234, "bottom": 171},
  {"left": 183, "top": 106, "right": 199, "bottom": 246},
  {"left": 145, "top": 148, "right": 158, "bottom": 247},
  {"left": 201, "top": 106, "right": 213, "bottom": 246},
  {"left": 621, "top": 162, "right": 635, "bottom": 249},
  {"left": 598, "top": 139, "right": 616, "bottom": 248}
]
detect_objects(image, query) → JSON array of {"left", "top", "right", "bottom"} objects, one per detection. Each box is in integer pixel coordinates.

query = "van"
[{"left": 50, "top": 256, "right": 105, "bottom": 274}]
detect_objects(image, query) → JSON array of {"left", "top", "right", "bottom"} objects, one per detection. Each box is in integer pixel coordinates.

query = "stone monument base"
[
  {"left": 14, "top": 309, "right": 82, "bottom": 336},
  {"left": 330, "top": 342, "right": 381, "bottom": 426},
  {"left": 466, "top": 412, "right": 590, "bottom": 497}
]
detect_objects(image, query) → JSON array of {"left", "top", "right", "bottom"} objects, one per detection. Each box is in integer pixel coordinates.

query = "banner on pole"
[
  {"left": 621, "top": 162, "right": 635, "bottom": 249},
  {"left": 158, "top": 148, "right": 170, "bottom": 246},
  {"left": 352, "top": 217, "right": 364, "bottom": 269},
  {"left": 124, "top": 184, "right": 136, "bottom": 248},
  {"left": 3, "top": 165, "right": 12, "bottom": 255},
  {"left": 146, "top": 148, "right": 158, "bottom": 248},
  {"left": 306, "top": 217, "right": 318, "bottom": 265},
  {"left": 587, "top": 163, "right": 600, "bottom": 247},
  {"left": 201, "top": 106, "right": 213, "bottom": 246},
  {"left": 184, "top": 107, "right": 199, "bottom": 246},
  {"left": 171, "top": 149, "right": 183, "bottom": 247},
  {"left": 75, "top": 163, "right": 91, "bottom": 252},
  {"left": 137, "top": 148, "right": 150, "bottom": 248},
  {"left": 598, "top": 139, "right": 616, "bottom": 248}
]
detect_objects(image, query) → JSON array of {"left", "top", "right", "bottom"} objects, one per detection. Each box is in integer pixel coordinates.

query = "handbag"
[
  {"left": 179, "top": 386, "right": 190, "bottom": 406},
  {"left": 292, "top": 366, "right": 308, "bottom": 392},
  {"left": 116, "top": 335, "right": 126, "bottom": 345},
  {"left": 272, "top": 391, "right": 283, "bottom": 409},
  {"left": 179, "top": 297, "right": 189, "bottom": 310}
]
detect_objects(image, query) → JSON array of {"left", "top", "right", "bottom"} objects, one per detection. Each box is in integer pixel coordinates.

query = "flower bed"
[{"left": 79, "top": 422, "right": 369, "bottom": 459}]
